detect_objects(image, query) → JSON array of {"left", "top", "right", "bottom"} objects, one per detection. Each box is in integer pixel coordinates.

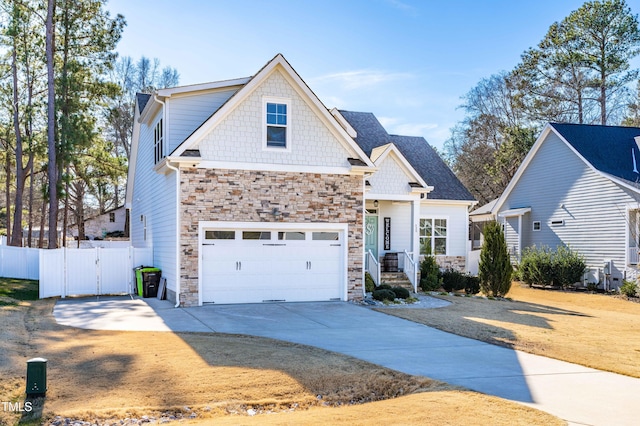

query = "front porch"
[
  {"left": 364, "top": 198, "right": 421, "bottom": 291},
  {"left": 363, "top": 198, "right": 467, "bottom": 291}
]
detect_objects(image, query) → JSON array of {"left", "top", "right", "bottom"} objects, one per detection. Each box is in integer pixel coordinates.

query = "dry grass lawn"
[
  {"left": 0, "top": 279, "right": 562, "bottom": 425},
  {"left": 378, "top": 283, "right": 640, "bottom": 378}
]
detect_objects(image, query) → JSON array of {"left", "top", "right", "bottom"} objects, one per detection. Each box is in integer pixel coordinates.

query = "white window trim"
[
  {"left": 419, "top": 216, "right": 449, "bottom": 256},
  {"left": 153, "top": 117, "right": 165, "bottom": 164},
  {"left": 533, "top": 221, "right": 541, "bottom": 231},
  {"left": 262, "top": 96, "right": 292, "bottom": 152}
]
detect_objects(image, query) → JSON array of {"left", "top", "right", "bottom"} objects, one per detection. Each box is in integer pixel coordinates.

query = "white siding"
[
  {"left": 130, "top": 108, "right": 178, "bottom": 297},
  {"left": 420, "top": 203, "right": 469, "bottom": 257},
  {"left": 377, "top": 201, "right": 412, "bottom": 257},
  {"left": 198, "top": 70, "right": 352, "bottom": 167},
  {"left": 166, "top": 88, "right": 239, "bottom": 153},
  {"left": 500, "top": 132, "right": 640, "bottom": 281},
  {"left": 368, "top": 155, "right": 413, "bottom": 196}
]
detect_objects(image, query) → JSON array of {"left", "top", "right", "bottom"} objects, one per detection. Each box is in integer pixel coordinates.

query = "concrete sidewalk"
[{"left": 54, "top": 296, "right": 638, "bottom": 426}]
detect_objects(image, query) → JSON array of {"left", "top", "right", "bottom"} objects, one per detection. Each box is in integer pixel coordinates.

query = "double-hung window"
[
  {"left": 264, "top": 98, "right": 289, "bottom": 149},
  {"left": 420, "top": 218, "right": 447, "bottom": 255}
]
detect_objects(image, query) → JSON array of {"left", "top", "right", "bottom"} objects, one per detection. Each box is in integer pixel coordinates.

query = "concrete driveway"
[{"left": 54, "top": 296, "right": 639, "bottom": 426}]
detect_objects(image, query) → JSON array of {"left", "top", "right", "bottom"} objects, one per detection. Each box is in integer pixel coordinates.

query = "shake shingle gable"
[{"left": 339, "top": 110, "right": 475, "bottom": 201}]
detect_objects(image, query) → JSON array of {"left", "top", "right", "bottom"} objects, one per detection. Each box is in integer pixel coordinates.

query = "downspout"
[
  {"left": 362, "top": 175, "right": 367, "bottom": 299},
  {"left": 154, "top": 95, "right": 181, "bottom": 308},
  {"left": 166, "top": 161, "right": 181, "bottom": 308}
]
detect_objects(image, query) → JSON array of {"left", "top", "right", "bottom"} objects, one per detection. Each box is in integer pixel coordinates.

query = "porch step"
[{"left": 379, "top": 272, "right": 414, "bottom": 292}]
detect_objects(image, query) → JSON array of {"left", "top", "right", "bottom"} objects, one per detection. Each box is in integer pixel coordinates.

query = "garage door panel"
[{"left": 201, "top": 226, "right": 344, "bottom": 304}]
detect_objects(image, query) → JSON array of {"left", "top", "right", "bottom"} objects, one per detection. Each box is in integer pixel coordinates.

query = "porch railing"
[
  {"left": 365, "top": 250, "right": 380, "bottom": 287},
  {"left": 629, "top": 247, "right": 639, "bottom": 265},
  {"left": 403, "top": 250, "right": 418, "bottom": 293}
]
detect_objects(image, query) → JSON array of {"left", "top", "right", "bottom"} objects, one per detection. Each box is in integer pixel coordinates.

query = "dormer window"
[
  {"left": 154, "top": 118, "right": 164, "bottom": 164},
  {"left": 264, "top": 98, "right": 290, "bottom": 150}
]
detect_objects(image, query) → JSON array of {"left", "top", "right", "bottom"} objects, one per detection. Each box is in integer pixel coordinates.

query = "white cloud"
[
  {"left": 394, "top": 122, "right": 438, "bottom": 136},
  {"left": 385, "top": 0, "right": 417, "bottom": 14},
  {"left": 377, "top": 116, "right": 400, "bottom": 129},
  {"left": 311, "top": 70, "right": 414, "bottom": 91}
]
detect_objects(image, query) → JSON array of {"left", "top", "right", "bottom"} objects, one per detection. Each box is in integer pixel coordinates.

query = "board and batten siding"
[
  {"left": 420, "top": 203, "right": 469, "bottom": 257},
  {"left": 166, "top": 88, "right": 240, "bottom": 153},
  {"left": 500, "top": 131, "right": 640, "bottom": 279},
  {"left": 376, "top": 201, "right": 412, "bottom": 258},
  {"left": 130, "top": 108, "right": 178, "bottom": 300},
  {"left": 198, "top": 69, "right": 354, "bottom": 166}
]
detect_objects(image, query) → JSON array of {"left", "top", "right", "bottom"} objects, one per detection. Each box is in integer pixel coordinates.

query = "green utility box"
[
  {"left": 26, "top": 357, "right": 47, "bottom": 396},
  {"left": 133, "top": 267, "right": 161, "bottom": 298}
]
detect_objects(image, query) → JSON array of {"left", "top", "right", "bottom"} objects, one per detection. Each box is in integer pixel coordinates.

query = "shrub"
[
  {"left": 441, "top": 269, "right": 466, "bottom": 292},
  {"left": 554, "top": 245, "right": 586, "bottom": 289},
  {"left": 391, "top": 286, "right": 411, "bottom": 299},
  {"left": 478, "top": 221, "right": 513, "bottom": 297},
  {"left": 586, "top": 282, "right": 599, "bottom": 292},
  {"left": 519, "top": 246, "right": 554, "bottom": 287},
  {"left": 419, "top": 255, "right": 441, "bottom": 292},
  {"left": 519, "top": 245, "right": 585, "bottom": 289},
  {"left": 465, "top": 275, "right": 481, "bottom": 295},
  {"left": 376, "top": 284, "right": 392, "bottom": 291},
  {"left": 620, "top": 280, "right": 638, "bottom": 298},
  {"left": 372, "top": 289, "right": 396, "bottom": 301},
  {"left": 364, "top": 272, "right": 376, "bottom": 293}
]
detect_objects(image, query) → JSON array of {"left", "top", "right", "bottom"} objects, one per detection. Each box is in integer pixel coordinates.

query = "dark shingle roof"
[
  {"left": 136, "top": 93, "right": 151, "bottom": 114},
  {"left": 551, "top": 123, "right": 640, "bottom": 184},
  {"left": 339, "top": 111, "right": 391, "bottom": 156},
  {"left": 340, "top": 110, "right": 475, "bottom": 201},
  {"left": 182, "top": 149, "right": 201, "bottom": 157},
  {"left": 389, "top": 135, "right": 475, "bottom": 201}
]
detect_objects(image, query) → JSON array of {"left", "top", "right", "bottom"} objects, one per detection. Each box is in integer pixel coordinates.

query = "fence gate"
[{"left": 37, "top": 247, "right": 153, "bottom": 298}]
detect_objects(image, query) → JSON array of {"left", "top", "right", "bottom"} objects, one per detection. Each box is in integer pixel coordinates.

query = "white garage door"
[{"left": 200, "top": 226, "right": 345, "bottom": 304}]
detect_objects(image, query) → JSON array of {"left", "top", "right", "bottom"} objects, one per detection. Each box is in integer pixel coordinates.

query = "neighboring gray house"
[{"left": 479, "top": 122, "right": 640, "bottom": 289}]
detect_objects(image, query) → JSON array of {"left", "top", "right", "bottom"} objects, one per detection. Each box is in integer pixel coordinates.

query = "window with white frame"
[
  {"left": 420, "top": 218, "right": 447, "bottom": 255},
  {"left": 533, "top": 221, "right": 541, "bottom": 231},
  {"left": 264, "top": 99, "right": 289, "bottom": 148},
  {"left": 153, "top": 118, "right": 164, "bottom": 164}
]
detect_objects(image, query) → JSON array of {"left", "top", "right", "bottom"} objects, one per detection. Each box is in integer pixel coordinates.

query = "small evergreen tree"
[
  {"left": 479, "top": 221, "right": 513, "bottom": 297},
  {"left": 419, "top": 254, "right": 441, "bottom": 292}
]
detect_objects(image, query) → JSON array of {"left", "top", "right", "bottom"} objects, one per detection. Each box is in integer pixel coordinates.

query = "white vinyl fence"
[
  {"left": 0, "top": 245, "right": 152, "bottom": 298},
  {"left": 0, "top": 245, "right": 40, "bottom": 280},
  {"left": 39, "top": 247, "right": 153, "bottom": 298},
  {"left": 467, "top": 249, "right": 481, "bottom": 275}
]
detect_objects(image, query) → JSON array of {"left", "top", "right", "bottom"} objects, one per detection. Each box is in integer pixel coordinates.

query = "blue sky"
[{"left": 106, "top": 0, "right": 640, "bottom": 150}]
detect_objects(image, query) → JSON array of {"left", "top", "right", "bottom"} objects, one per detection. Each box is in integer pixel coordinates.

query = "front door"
[{"left": 365, "top": 215, "right": 378, "bottom": 260}]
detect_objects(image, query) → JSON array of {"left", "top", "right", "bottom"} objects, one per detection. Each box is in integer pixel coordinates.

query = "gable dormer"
[{"left": 367, "top": 143, "right": 431, "bottom": 196}]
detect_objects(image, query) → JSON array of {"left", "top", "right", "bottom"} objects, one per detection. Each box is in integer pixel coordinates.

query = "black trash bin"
[{"left": 134, "top": 267, "right": 161, "bottom": 298}]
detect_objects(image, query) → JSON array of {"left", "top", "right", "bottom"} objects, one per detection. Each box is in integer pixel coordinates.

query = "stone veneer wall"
[
  {"left": 435, "top": 256, "right": 466, "bottom": 273},
  {"left": 178, "top": 168, "right": 364, "bottom": 306}
]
